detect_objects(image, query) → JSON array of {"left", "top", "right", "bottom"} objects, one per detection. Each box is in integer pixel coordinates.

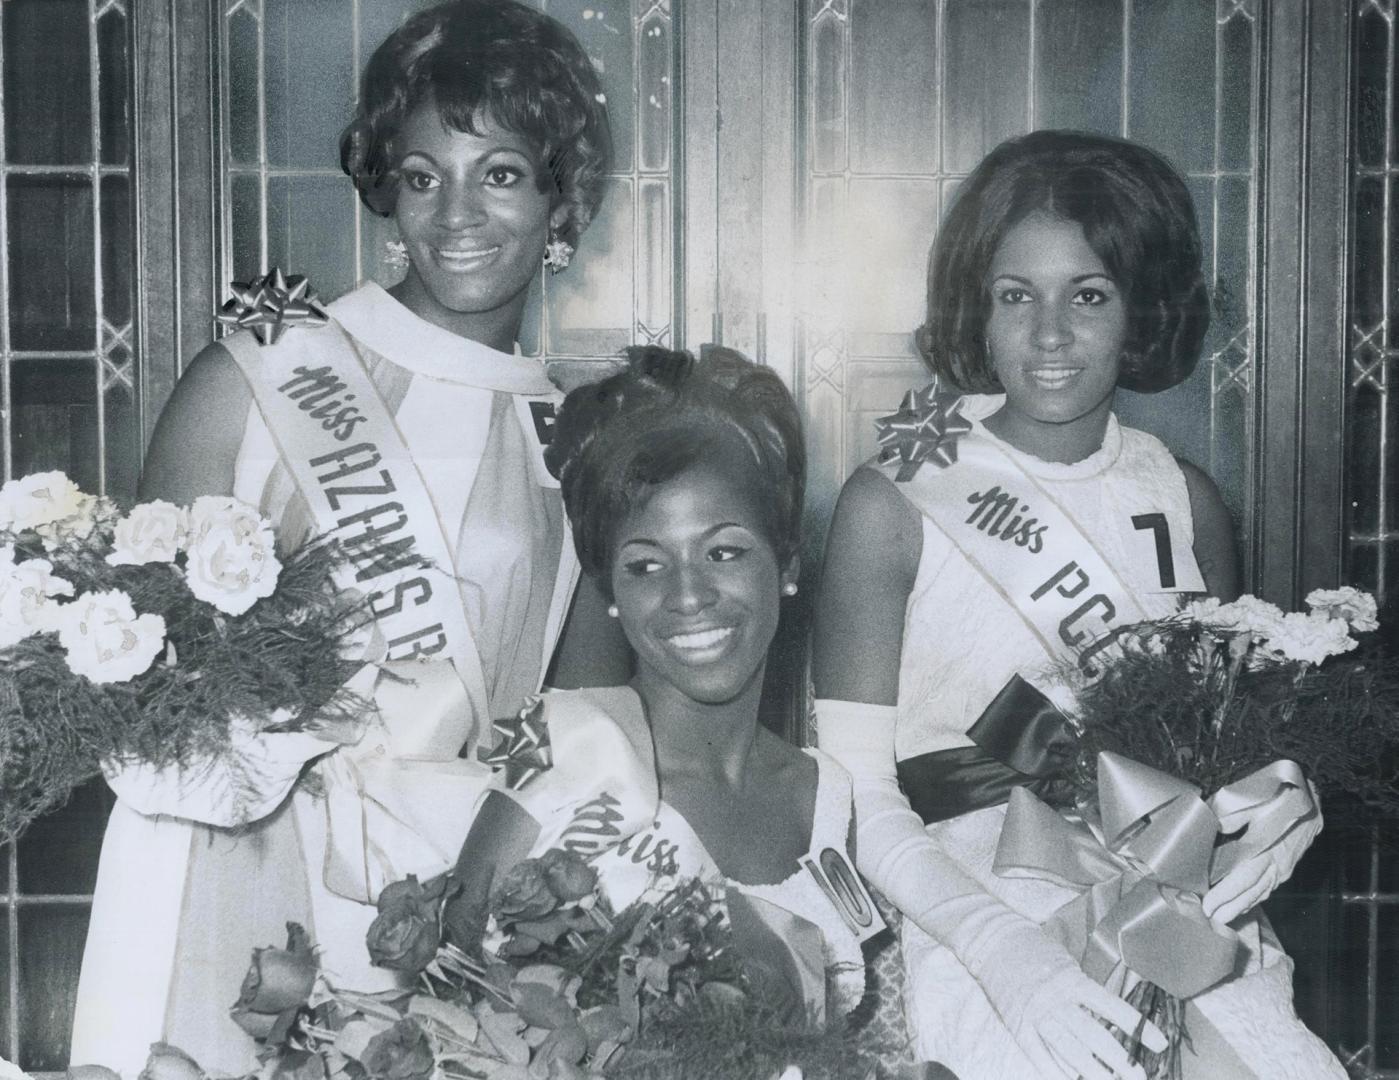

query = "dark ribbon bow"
[
  {"left": 478, "top": 696, "right": 553, "bottom": 790},
  {"left": 874, "top": 381, "right": 973, "bottom": 481},
  {"left": 215, "top": 267, "right": 329, "bottom": 345},
  {"left": 897, "top": 674, "right": 1076, "bottom": 824}
]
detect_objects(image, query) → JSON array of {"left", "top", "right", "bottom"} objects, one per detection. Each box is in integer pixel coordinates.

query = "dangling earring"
[
  {"left": 543, "top": 233, "right": 574, "bottom": 275},
  {"left": 781, "top": 582, "right": 798, "bottom": 597},
  {"left": 606, "top": 604, "right": 619, "bottom": 618},
  {"left": 383, "top": 239, "right": 410, "bottom": 271}
]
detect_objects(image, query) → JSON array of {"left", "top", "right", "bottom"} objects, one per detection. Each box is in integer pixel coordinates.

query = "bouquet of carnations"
[
  {"left": 1067, "top": 588, "right": 1397, "bottom": 812},
  {"left": 994, "top": 588, "right": 1397, "bottom": 1079},
  {"left": 219, "top": 850, "right": 873, "bottom": 1080},
  {"left": 0, "top": 470, "right": 368, "bottom": 843}
]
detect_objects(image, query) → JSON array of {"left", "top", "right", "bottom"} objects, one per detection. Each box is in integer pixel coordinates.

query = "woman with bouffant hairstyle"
[
  {"left": 920, "top": 129, "right": 1209, "bottom": 396},
  {"left": 73, "top": 4, "right": 627, "bottom": 1074},
  {"left": 815, "top": 130, "right": 1342, "bottom": 1077},
  {"left": 448, "top": 346, "right": 875, "bottom": 1025}
]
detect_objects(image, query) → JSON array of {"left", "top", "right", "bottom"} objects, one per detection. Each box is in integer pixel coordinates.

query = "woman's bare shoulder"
[{"left": 139, "top": 340, "right": 254, "bottom": 502}]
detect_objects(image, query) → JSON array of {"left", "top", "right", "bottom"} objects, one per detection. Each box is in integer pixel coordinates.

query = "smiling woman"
[
  {"left": 445, "top": 345, "right": 878, "bottom": 1025},
  {"left": 387, "top": 108, "right": 558, "bottom": 348},
  {"left": 68, "top": 3, "right": 630, "bottom": 1075},
  {"left": 813, "top": 130, "right": 1343, "bottom": 1079}
]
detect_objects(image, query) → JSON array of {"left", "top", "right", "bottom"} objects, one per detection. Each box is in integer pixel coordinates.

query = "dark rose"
[
  {"left": 267, "top": 1049, "right": 327, "bottom": 1080},
  {"left": 233, "top": 923, "right": 318, "bottom": 1017},
  {"left": 138, "top": 1043, "right": 206, "bottom": 1080},
  {"left": 491, "top": 859, "right": 558, "bottom": 921},
  {"left": 366, "top": 875, "right": 444, "bottom": 973},
  {"left": 538, "top": 849, "right": 597, "bottom": 903},
  {"left": 360, "top": 1019, "right": 435, "bottom": 1080}
]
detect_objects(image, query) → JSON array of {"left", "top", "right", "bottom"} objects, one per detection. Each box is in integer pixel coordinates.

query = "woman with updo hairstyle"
[
  {"left": 548, "top": 345, "right": 805, "bottom": 590},
  {"left": 449, "top": 345, "right": 875, "bottom": 1027},
  {"left": 815, "top": 129, "right": 1343, "bottom": 1077},
  {"left": 72, "top": 3, "right": 628, "bottom": 1074}
]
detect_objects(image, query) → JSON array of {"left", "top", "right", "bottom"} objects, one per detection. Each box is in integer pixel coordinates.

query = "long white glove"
[
  {"left": 815, "top": 698, "right": 1163, "bottom": 1080},
  {"left": 1202, "top": 785, "right": 1323, "bottom": 927}
]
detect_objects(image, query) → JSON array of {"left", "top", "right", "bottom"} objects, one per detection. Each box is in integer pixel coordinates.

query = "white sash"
[
  {"left": 883, "top": 429, "right": 1194, "bottom": 676},
  {"left": 223, "top": 323, "right": 490, "bottom": 733}
]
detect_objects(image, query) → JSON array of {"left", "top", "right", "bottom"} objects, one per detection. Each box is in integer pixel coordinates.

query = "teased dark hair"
[
  {"left": 545, "top": 345, "right": 806, "bottom": 596},
  {"left": 339, "top": 0, "right": 611, "bottom": 246},
  {"left": 918, "top": 129, "right": 1209, "bottom": 394}
]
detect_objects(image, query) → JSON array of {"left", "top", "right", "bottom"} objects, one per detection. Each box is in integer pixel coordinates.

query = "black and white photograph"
[{"left": 0, "top": 2, "right": 1394, "bottom": 1078}]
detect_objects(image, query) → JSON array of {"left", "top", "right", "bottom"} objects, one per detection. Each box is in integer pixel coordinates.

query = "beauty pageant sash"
[
  {"left": 489, "top": 689, "right": 885, "bottom": 951},
  {"left": 224, "top": 322, "right": 487, "bottom": 716},
  {"left": 883, "top": 425, "right": 1153, "bottom": 679},
  {"left": 226, "top": 321, "right": 501, "bottom": 903}
]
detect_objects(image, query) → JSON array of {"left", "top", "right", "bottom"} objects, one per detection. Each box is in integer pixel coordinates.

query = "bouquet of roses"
[
  {"left": 996, "top": 588, "right": 1398, "bottom": 1079},
  {"left": 223, "top": 850, "right": 874, "bottom": 1080},
  {"left": 0, "top": 470, "right": 368, "bottom": 843}
]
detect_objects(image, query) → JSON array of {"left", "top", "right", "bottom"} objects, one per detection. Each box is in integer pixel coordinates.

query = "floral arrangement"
[
  {"left": 209, "top": 850, "right": 874, "bottom": 1080},
  {"left": 1010, "top": 588, "right": 1398, "bottom": 1080},
  {"left": 1067, "top": 588, "right": 1397, "bottom": 811},
  {"left": 0, "top": 471, "right": 368, "bottom": 843}
]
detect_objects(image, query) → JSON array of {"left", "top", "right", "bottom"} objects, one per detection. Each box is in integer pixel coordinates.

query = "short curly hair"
[
  {"left": 339, "top": 0, "right": 612, "bottom": 247},
  {"left": 545, "top": 346, "right": 806, "bottom": 595},
  {"left": 918, "top": 129, "right": 1209, "bottom": 395}
]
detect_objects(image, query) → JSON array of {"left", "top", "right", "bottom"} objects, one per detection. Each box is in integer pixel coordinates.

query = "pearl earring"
[
  {"left": 781, "top": 582, "right": 798, "bottom": 597},
  {"left": 606, "top": 604, "right": 619, "bottom": 618},
  {"left": 383, "top": 239, "right": 409, "bottom": 271}
]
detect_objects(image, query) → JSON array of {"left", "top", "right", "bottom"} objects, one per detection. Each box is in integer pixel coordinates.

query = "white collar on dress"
[{"left": 329, "top": 281, "right": 555, "bottom": 395}]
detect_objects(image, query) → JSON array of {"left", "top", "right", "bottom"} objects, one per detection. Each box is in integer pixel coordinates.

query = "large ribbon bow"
[
  {"left": 874, "top": 381, "right": 973, "bottom": 481},
  {"left": 994, "top": 751, "right": 1316, "bottom": 998},
  {"left": 478, "top": 696, "right": 553, "bottom": 790},
  {"left": 216, "top": 267, "right": 330, "bottom": 345}
]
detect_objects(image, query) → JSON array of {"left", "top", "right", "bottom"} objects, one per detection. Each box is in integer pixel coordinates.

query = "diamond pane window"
[{"left": 0, "top": 0, "right": 136, "bottom": 1069}]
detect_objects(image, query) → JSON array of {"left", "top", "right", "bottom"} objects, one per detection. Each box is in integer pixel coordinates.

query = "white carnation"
[
  {"left": 0, "top": 544, "right": 74, "bottom": 647},
  {"left": 106, "top": 500, "right": 189, "bottom": 566},
  {"left": 1204, "top": 594, "right": 1286, "bottom": 639},
  {"left": 0, "top": 471, "right": 90, "bottom": 534},
  {"left": 183, "top": 496, "right": 280, "bottom": 615},
  {"left": 1305, "top": 586, "right": 1379, "bottom": 634},
  {"left": 55, "top": 589, "right": 166, "bottom": 684},
  {"left": 1261, "top": 610, "right": 1357, "bottom": 666}
]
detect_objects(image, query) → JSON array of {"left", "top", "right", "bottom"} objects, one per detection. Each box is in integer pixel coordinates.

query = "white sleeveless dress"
[
  {"left": 71, "top": 283, "right": 578, "bottom": 1077},
  {"left": 891, "top": 396, "right": 1344, "bottom": 1079},
  {"left": 504, "top": 686, "right": 868, "bottom": 1018}
]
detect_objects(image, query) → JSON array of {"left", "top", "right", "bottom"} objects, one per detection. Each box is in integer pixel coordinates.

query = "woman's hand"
[
  {"left": 1203, "top": 796, "right": 1323, "bottom": 927},
  {"left": 1003, "top": 962, "right": 1164, "bottom": 1080}
]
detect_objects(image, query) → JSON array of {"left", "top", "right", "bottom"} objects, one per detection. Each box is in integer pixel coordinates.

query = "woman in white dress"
[
  {"left": 70, "top": 3, "right": 627, "bottom": 1073},
  {"left": 813, "top": 130, "right": 1344, "bottom": 1079},
  {"left": 452, "top": 346, "right": 875, "bottom": 1023}
]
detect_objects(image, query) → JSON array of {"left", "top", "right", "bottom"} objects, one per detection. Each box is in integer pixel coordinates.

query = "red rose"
[
  {"left": 360, "top": 1019, "right": 435, "bottom": 1080},
  {"left": 491, "top": 859, "right": 558, "bottom": 921},
  {"left": 539, "top": 849, "right": 597, "bottom": 903},
  {"left": 366, "top": 875, "right": 445, "bottom": 974},
  {"left": 232, "top": 923, "right": 318, "bottom": 1016}
]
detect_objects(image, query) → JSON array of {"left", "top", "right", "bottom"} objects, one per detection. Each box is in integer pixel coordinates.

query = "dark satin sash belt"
[{"left": 896, "top": 674, "right": 1076, "bottom": 824}]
